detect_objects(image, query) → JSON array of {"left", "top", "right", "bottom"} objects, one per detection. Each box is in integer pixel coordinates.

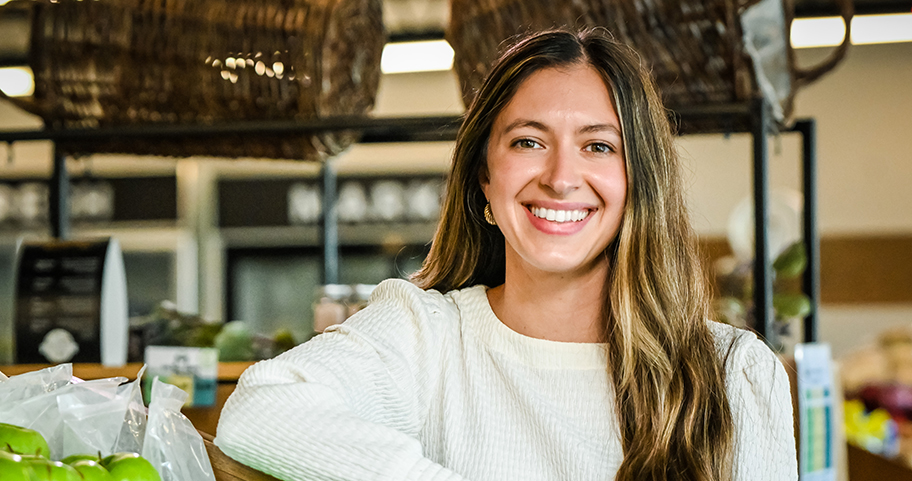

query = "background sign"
[
  {"left": 795, "top": 343, "right": 837, "bottom": 481},
  {"left": 15, "top": 238, "right": 128, "bottom": 366}
]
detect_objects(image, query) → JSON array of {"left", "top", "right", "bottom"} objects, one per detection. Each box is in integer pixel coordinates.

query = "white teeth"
[{"left": 531, "top": 207, "right": 589, "bottom": 223}]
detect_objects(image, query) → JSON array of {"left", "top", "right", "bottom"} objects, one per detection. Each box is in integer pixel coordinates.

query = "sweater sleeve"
[
  {"left": 214, "top": 279, "right": 468, "bottom": 481},
  {"left": 728, "top": 333, "right": 799, "bottom": 481}
]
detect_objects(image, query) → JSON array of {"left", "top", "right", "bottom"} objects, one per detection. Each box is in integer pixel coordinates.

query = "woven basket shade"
[
  {"left": 447, "top": 0, "right": 852, "bottom": 132},
  {"left": 0, "top": 0, "right": 384, "bottom": 161}
]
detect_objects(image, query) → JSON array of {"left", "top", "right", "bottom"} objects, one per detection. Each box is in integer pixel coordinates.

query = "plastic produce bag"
[
  {"left": 0, "top": 364, "right": 77, "bottom": 459},
  {"left": 0, "top": 363, "right": 72, "bottom": 407},
  {"left": 142, "top": 377, "right": 215, "bottom": 481},
  {"left": 58, "top": 377, "right": 129, "bottom": 457},
  {"left": 0, "top": 364, "right": 146, "bottom": 460},
  {"left": 57, "top": 366, "right": 147, "bottom": 457},
  {"left": 114, "top": 366, "right": 148, "bottom": 454},
  {"left": 0, "top": 364, "right": 215, "bottom": 481}
]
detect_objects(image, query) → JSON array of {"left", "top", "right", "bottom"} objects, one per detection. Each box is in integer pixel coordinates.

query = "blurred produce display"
[
  {"left": 841, "top": 326, "right": 912, "bottom": 465},
  {"left": 714, "top": 240, "right": 812, "bottom": 353},
  {"left": 130, "top": 302, "right": 299, "bottom": 363},
  {"left": 844, "top": 399, "right": 899, "bottom": 458}
]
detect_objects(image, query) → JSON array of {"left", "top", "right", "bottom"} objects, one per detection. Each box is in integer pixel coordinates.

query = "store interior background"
[{"left": 0, "top": 0, "right": 910, "bottom": 363}]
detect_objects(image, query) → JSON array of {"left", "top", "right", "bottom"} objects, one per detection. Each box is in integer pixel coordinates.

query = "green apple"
[
  {"left": 101, "top": 452, "right": 161, "bottom": 481},
  {"left": 69, "top": 459, "right": 114, "bottom": 481},
  {"left": 60, "top": 453, "right": 101, "bottom": 465},
  {"left": 0, "top": 423, "right": 51, "bottom": 458},
  {"left": 0, "top": 450, "right": 36, "bottom": 481},
  {"left": 23, "top": 456, "right": 81, "bottom": 481}
]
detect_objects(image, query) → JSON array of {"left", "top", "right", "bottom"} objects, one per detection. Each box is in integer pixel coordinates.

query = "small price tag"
[{"left": 143, "top": 346, "right": 218, "bottom": 407}]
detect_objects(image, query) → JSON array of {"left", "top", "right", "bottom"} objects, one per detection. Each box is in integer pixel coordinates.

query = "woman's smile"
[
  {"left": 528, "top": 206, "right": 592, "bottom": 223},
  {"left": 523, "top": 202, "right": 596, "bottom": 235}
]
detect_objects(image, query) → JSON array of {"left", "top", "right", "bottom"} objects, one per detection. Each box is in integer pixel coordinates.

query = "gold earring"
[{"left": 484, "top": 203, "right": 497, "bottom": 225}]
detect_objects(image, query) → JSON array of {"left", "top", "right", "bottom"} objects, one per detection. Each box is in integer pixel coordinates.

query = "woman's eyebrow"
[
  {"left": 501, "top": 119, "right": 621, "bottom": 137},
  {"left": 578, "top": 124, "right": 621, "bottom": 136},
  {"left": 502, "top": 119, "right": 549, "bottom": 134}
]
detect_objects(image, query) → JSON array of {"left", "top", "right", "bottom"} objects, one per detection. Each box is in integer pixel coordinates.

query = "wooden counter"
[{"left": 0, "top": 362, "right": 254, "bottom": 382}]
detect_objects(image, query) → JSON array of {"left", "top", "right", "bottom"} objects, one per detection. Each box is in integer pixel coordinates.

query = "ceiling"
[
  {"left": 384, "top": 0, "right": 911, "bottom": 39},
  {"left": 792, "top": 0, "right": 910, "bottom": 17}
]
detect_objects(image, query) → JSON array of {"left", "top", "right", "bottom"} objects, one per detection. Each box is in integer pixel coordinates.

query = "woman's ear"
[
  {"left": 478, "top": 163, "right": 490, "bottom": 197},
  {"left": 478, "top": 169, "right": 491, "bottom": 197}
]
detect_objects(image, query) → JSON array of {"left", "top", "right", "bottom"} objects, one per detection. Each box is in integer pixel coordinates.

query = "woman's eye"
[
  {"left": 514, "top": 139, "right": 540, "bottom": 149},
  {"left": 586, "top": 142, "right": 613, "bottom": 154}
]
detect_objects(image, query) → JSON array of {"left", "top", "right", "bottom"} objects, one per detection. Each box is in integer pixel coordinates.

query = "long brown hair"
[{"left": 412, "top": 28, "right": 733, "bottom": 481}]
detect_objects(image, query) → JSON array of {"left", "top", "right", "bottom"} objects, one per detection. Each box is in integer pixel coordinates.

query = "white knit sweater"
[{"left": 216, "top": 279, "right": 798, "bottom": 481}]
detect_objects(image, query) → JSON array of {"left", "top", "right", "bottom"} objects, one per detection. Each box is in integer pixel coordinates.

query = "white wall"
[
  {"left": 680, "top": 41, "right": 912, "bottom": 237},
  {"left": 677, "top": 42, "right": 912, "bottom": 358}
]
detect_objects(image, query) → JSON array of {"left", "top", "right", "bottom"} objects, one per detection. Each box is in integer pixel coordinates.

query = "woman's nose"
[{"left": 539, "top": 145, "right": 582, "bottom": 196}]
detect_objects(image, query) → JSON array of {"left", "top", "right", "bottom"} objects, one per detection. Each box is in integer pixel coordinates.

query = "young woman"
[{"left": 215, "top": 28, "right": 797, "bottom": 481}]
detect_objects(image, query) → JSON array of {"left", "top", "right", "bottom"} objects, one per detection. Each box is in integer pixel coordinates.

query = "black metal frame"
[
  {"left": 795, "top": 119, "right": 820, "bottom": 344},
  {"left": 0, "top": 104, "right": 819, "bottom": 345}
]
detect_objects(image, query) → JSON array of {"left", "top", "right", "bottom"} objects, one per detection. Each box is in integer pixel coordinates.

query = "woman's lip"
[{"left": 522, "top": 201, "right": 596, "bottom": 211}]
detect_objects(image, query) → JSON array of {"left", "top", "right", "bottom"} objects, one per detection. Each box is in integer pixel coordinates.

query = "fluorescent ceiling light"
[
  {"left": 792, "top": 13, "right": 912, "bottom": 48},
  {"left": 852, "top": 13, "right": 912, "bottom": 45},
  {"left": 381, "top": 40, "right": 454, "bottom": 74},
  {"left": 791, "top": 17, "right": 846, "bottom": 48},
  {"left": 0, "top": 67, "right": 34, "bottom": 97}
]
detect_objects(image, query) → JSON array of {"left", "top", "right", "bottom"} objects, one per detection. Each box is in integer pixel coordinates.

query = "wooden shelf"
[{"left": 0, "top": 362, "right": 254, "bottom": 436}]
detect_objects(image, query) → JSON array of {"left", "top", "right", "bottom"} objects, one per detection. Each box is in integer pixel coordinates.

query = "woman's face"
[{"left": 482, "top": 64, "right": 627, "bottom": 280}]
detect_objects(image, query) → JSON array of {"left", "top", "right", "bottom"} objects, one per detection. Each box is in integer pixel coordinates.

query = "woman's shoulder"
[
  {"left": 368, "top": 278, "right": 445, "bottom": 307},
  {"left": 704, "top": 320, "right": 783, "bottom": 374},
  {"left": 367, "top": 278, "right": 485, "bottom": 317},
  {"left": 334, "top": 278, "right": 484, "bottom": 340},
  {"left": 706, "top": 323, "right": 798, "bottom": 478}
]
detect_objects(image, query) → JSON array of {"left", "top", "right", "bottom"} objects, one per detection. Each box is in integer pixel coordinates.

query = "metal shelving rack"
[
  {"left": 0, "top": 101, "right": 819, "bottom": 345},
  {"left": 665, "top": 99, "right": 821, "bottom": 346}
]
